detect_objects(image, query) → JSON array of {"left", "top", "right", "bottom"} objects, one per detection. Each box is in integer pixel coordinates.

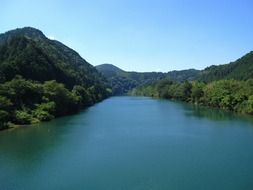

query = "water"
[{"left": 1, "top": 96, "right": 253, "bottom": 190}]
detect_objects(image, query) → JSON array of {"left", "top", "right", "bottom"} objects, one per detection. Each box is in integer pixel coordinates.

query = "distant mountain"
[
  {"left": 199, "top": 51, "right": 253, "bottom": 82},
  {"left": 96, "top": 64, "right": 138, "bottom": 94},
  {"left": 96, "top": 63, "right": 200, "bottom": 95},
  {"left": 0, "top": 27, "right": 107, "bottom": 88},
  {"left": 96, "top": 63, "right": 125, "bottom": 78},
  {"left": 97, "top": 50, "right": 253, "bottom": 90}
]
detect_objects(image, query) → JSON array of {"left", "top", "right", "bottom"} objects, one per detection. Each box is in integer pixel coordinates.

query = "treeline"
[
  {"left": 0, "top": 76, "right": 111, "bottom": 130},
  {"left": 130, "top": 79, "right": 253, "bottom": 115},
  {"left": 96, "top": 64, "right": 200, "bottom": 95},
  {"left": 199, "top": 51, "right": 253, "bottom": 82}
]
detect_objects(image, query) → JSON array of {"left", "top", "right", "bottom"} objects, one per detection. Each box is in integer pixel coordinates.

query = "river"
[{"left": 1, "top": 96, "right": 253, "bottom": 190}]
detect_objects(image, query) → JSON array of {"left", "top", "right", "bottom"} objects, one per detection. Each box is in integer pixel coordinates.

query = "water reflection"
[
  {"left": 0, "top": 113, "right": 82, "bottom": 165},
  {"left": 182, "top": 102, "right": 253, "bottom": 125}
]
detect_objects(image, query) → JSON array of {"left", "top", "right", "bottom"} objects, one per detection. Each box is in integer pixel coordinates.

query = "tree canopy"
[
  {"left": 0, "top": 27, "right": 111, "bottom": 129},
  {"left": 130, "top": 79, "right": 253, "bottom": 115}
]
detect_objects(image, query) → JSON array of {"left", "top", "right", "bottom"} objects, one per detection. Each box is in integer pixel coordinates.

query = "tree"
[
  {"left": 191, "top": 82, "right": 204, "bottom": 103},
  {"left": 182, "top": 81, "right": 192, "bottom": 101},
  {"left": 0, "top": 110, "right": 9, "bottom": 129},
  {"left": 72, "top": 85, "right": 93, "bottom": 106},
  {"left": 43, "top": 80, "right": 80, "bottom": 116},
  {"left": 32, "top": 102, "right": 56, "bottom": 121}
]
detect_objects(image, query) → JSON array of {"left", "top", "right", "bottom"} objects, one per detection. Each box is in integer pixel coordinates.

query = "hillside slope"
[
  {"left": 0, "top": 27, "right": 107, "bottom": 88},
  {"left": 96, "top": 64, "right": 200, "bottom": 94},
  {"left": 0, "top": 27, "right": 111, "bottom": 129},
  {"left": 199, "top": 51, "right": 253, "bottom": 82}
]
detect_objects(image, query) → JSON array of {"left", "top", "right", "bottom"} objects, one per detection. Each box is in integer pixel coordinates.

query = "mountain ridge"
[
  {"left": 199, "top": 51, "right": 253, "bottom": 82},
  {"left": 0, "top": 27, "right": 111, "bottom": 129},
  {"left": 96, "top": 63, "right": 200, "bottom": 95},
  {"left": 0, "top": 27, "right": 107, "bottom": 88}
]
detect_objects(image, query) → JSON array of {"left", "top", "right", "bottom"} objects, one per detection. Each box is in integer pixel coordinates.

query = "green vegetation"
[
  {"left": 0, "top": 76, "right": 110, "bottom": 130},
  {"left": 97, "top": 50, "right": 253, "bottom": 95},
  {"left": 130, "top": 51, "right": 253, "bottom": 115},
  {"left": 130, "top": 79, "right": 253, "bottom": 115},
  {"left": 96, "top": 64, "right": 200, "bottom": 95},
  {"left": 0, "top": 27, "right": 109, "bottom": 88},
  {"left": 199, "top": 51, "right": 253, "bottom": 82},
  {"left": 0, "top": 27, "right": 111, "bottom": 129},
  {"left": 1, "top": 27, "right": 253, "bottom": 129}
]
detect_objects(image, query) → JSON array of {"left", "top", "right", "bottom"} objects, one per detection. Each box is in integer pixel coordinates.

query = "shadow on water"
[
  {"left": 0, "top": 109, "right": 89, "bottom": 166},
  {"left": 179, "top": 101, "right": 253, "bottom": 125},
  {"left": 153, "top": 96, "right": 253, "bottom": 125}
]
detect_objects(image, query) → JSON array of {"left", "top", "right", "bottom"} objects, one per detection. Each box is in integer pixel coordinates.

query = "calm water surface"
[{"left": 1, "top": 96, "right": 253, "bottom": 190}]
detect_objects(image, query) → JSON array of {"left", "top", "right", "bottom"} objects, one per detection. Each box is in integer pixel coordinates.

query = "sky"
[{"left": 1, "top": 0, "right": 253, "bottom": 72}]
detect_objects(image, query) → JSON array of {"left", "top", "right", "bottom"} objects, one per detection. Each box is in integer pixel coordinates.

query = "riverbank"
[
  {"left": 0, "top": 96, "right": 108, "bottom": 132},
  {"left": 0, "top": 77, "right": 112, "bottom": 131},
  {"left": 130, "top": 79, "right": 253, "bottom": 116}
]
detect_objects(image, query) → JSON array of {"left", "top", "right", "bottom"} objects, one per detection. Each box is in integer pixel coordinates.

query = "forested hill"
[
  {"left": 199, "top": 51, "right": 253, "bottom": 82},
  {"left": 97, "top": 50, "right": 253, "bottom": 93},
  {"left": 96, "top": 63, "right": 125, "bottom": 78},
  {"left": 96, "top": 63, "right": 200, "bottom": 95},
  {"left": 0, "top": 27, "right": 108, "bottom": 88},
  {"left": 0, "top": 27, "right": 111, "bottom": 129},
  {"left": 130, "top": 51, "right": 253, "bottom": 115}
]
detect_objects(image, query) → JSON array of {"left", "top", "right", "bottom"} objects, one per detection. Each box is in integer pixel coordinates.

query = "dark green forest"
[
  {"left": 0, "top": 27, "right": 111, "bottom": 130},
  {"left": 199, "top": 51, "right": 253, "bottom": 82}
]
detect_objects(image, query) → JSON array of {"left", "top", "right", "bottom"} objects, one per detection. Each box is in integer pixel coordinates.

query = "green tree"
[
  {"left": 191, "top": 82, "right": 204, "bottom": 103},
  {"left": 72, "top": 85, "right": 93, "bottom": 106},
  {"left": 32, "top": 102, "right": 55, "bottom": 121},
  {"left": 43, "top": 80, "right": 80, "bottom": 116}
]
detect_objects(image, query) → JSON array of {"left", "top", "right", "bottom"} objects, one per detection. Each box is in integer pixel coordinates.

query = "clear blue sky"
[{"left": 1, "top": 0, "right": 253, "bottom": 72}]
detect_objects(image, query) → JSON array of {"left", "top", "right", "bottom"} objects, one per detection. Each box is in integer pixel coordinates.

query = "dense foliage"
[
  {"left": 96, "top": 64, "right": 200, "bottom": 95},
  {"left": 128, "top": 51, "right": 253, "bottom": 115},
  {"left": 0, "top": 27, "right": 108, "bottom": 88},
  {"left": 0, "top": 27, "right": 111, "bottom": 129},
  {"left": 199, "top": 51, "right": 253, "bottom": 82},
  {"left": 130, "top": 79, "right": 253, "bottom": 115},
  {"left": 98, "top": 50, "right": 253, "bottom": 94},
  {"left": 0, "top": 76, "right": 110, "bottom": 130}
]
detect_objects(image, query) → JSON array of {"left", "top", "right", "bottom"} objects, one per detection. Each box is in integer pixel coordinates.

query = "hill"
[
  {"left": 130, "top": 51, "right": 253, "bottom": 116},
  {"left": 96, "top": 63, "right": 125, "bottom": 78},
  {"left": 0, "top": 27, "right": 111, "bottom": 129},
  {"left": 96, "top": 64, "right": 200, "bottom": 94},
  {"left": 0, "top": 27, "right": 108, "bottom": 88},
  {"left": 199, "top": 51, "right": 253, "bottom": 82}
]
